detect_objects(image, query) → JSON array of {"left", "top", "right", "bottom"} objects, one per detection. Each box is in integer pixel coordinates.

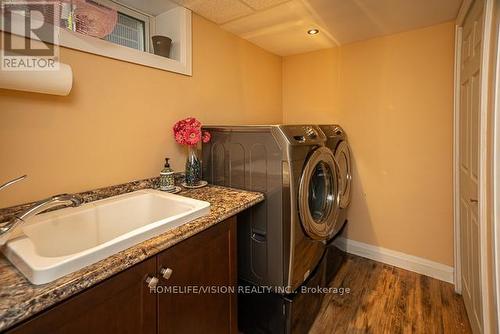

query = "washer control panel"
[{"left": 279, "top": 125, "right": 326, "bottom": 145}]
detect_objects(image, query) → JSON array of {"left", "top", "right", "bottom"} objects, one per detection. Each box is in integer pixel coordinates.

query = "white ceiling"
[{"left": 170, "top": 0, "right": 463, "bottom": 56}]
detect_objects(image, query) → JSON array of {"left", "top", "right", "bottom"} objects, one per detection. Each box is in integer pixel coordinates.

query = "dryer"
[
  {"left": 319, "top": 125, "right": 352, "bottom": 237},
  {"left": 319, "top": 125, "right": 352, "bottom": 284},
  {"left": 202, "top": 125, "right": 342, "bottom": 291}
]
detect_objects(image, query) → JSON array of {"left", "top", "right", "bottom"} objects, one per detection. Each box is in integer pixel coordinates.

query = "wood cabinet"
[
  {"left": 7, "top": 257, "right": 157, "bottom": 334},
  {"left": 157, "top": 217, "right": 237, "bottom": 334},
  {"left": 8, "top": 217, "right": 237, "bottom": 334}
]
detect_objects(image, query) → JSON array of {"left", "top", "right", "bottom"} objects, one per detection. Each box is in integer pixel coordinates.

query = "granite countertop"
[{"left": 0, "top": 180, "right": 264, "bottom": 331}]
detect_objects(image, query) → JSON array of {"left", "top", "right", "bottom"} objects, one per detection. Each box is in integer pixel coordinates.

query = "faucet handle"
[{"left": 0, "top": 175, "right": 27, "bottom": 192}]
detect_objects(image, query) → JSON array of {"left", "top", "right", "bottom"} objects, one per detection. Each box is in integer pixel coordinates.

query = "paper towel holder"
[{"left": 0, "top": 62, "right": 73, "bottom": 96}]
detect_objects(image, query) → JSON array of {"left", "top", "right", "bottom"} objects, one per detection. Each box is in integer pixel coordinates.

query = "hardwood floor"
[{"left": 309, "top": 254, "right": 472, "bottom": 334}]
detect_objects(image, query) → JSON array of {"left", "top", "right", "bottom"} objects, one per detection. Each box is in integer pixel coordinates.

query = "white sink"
[{"left": 3, "top": 189, "right": 210, "bottom": 285}]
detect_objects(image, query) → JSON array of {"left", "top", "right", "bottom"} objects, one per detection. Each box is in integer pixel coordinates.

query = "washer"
[
  {"left": 202, "top": 125, "right": 341, "bottom": 290},
  {"left": 202, "top": 125, "right": 342, "bottom": 333},
  {"left": 318, "top": 125, "right": 352, "bottom": 237}
]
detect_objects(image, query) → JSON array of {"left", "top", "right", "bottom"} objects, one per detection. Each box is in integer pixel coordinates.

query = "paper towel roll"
[{"left": 0, "top": 62, "right": 73, "bottom": 96}]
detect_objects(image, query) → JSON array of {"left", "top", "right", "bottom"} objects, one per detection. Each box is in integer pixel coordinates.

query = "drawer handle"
[
  {"left": 251, "top": 232, "right": 266, "bottom": 243},
  {"left": 160, "top": 267, "right": 173, "bottom": 280},
  {"left": 145, "top": 276, "right": 159, "bottom": 289}
]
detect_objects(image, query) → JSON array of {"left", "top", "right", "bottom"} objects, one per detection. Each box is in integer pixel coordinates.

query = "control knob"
[{"left": 304, "top": 126, "right": 317, "bottom": 139}]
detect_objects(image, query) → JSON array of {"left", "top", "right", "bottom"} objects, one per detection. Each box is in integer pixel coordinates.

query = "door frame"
[
  {"left": 453, "top": 0, "right": 494, "bottom": 332},
  {"left": 492, "top": 0, "right": 500, "bottom": 330}
]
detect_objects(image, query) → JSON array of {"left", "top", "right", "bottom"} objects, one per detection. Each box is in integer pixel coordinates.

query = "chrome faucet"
[
  {"left": 0, "top": 175, "right": 27, "bottom": 191},
  {"left": 0, "top": 175, "right": 82, "bottom": 245}
]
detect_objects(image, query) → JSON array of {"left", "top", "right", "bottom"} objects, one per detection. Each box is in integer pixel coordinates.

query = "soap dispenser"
[{"left": 160, "top": 158, "right": 175, "bottom": 191}]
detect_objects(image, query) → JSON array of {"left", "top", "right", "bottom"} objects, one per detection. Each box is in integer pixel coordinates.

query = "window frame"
[{"left": 1, "top": 2, "right": 192, "bottom": 75}]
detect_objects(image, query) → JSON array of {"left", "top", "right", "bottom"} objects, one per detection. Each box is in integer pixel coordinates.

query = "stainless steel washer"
[
  {"left": 203, "top": 125, "right": 344, "bottom": 334},
  {"left": 202, "top": 125, "right": 341, "bottom": 291}
]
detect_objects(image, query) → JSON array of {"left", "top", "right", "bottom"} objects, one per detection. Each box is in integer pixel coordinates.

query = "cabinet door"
[
  {"left": 157, "top": 217, "right": 237, "bottom": 334},
  {"left": 8, "top": 257, "right": 157, "bottom": 334}
]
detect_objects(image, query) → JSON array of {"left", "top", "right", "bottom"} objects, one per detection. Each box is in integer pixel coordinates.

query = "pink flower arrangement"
[{"left": 173, "top": 117, "right": 211, "bottom": 146}]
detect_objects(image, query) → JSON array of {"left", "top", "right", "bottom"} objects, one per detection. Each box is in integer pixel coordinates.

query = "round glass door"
[
  {"left": 308, "top": 161, "right": 334, "bottom": 222},
  {"left": 335, "top": 141, "right": 352, "bottom": 209},
  {"left": 299, "top": 147, "right": 341, "bottom": 240}
]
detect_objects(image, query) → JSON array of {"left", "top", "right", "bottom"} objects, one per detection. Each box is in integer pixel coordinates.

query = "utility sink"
[{"left": 3, "top": 190, "right": 210, "bottom": 285}]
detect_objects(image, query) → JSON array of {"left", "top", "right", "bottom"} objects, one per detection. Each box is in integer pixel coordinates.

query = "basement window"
[
  {"left": 2, "top": 0, "right": 192, "bottom": 75},
  {"left": 103, "top": 11, "right": 148, "bottom": 52}
]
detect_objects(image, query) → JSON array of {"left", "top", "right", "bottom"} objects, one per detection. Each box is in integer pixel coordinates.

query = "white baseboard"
[{"left": 333, "top": 237, "right": 455, "bottom": 284}]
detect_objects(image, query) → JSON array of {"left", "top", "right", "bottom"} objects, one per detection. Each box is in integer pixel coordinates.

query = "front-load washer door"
[
  {"left": 299, "top": 146, "right": 341, "bottom": 240},
  {"left": 335, "top": 140, "right": 352, "bottom": 209}
]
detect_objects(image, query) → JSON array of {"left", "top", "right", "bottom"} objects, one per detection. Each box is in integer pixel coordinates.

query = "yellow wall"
[
  {"left": 283, "top": 22, "right": 455, "bottom": 266},
  {"left": 0, "top": 14, "right": 282, "bottom": 207}
]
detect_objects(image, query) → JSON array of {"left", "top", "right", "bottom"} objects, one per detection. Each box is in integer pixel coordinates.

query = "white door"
[{"left": 459, "top": 0, "right": 484, "bottom": 332}]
